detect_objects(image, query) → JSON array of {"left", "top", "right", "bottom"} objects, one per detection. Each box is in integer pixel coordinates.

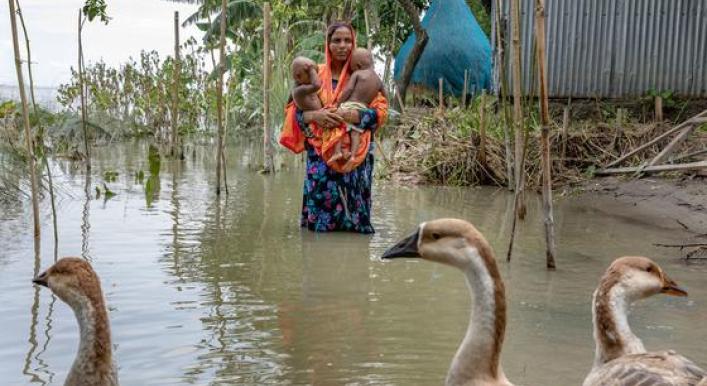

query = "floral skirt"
[{"left": 300, "top": 143, "right": 375, "bottom": 234}]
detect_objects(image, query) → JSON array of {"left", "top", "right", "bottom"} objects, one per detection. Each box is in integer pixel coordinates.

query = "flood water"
[{"left": 1, "top": 141, "right": 705, "bottom": 385}]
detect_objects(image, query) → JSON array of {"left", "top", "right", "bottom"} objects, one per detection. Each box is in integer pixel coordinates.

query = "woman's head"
[{"left": 326, "top": 22, "right": 354, "bottom": 63}]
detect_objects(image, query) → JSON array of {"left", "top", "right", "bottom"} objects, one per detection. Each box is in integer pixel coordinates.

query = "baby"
[
  {"left": 335, "top": 47, "right": 386, "bottom": 169},
  {"left": 290, "top": 56, "right": 322, "bottom": 138}
]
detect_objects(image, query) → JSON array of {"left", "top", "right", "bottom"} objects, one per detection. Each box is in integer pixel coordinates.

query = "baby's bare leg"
[
  {"left": 342, "top": 130, "right": 361, "bottom": 172},
  {"left": 328, "top": 130, "right": 344, "bottom": 164}
]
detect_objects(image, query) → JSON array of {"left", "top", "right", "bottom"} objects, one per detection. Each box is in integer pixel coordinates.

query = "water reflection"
[{"left": 0, "top": 142, "right": 705, "bottom": 385}]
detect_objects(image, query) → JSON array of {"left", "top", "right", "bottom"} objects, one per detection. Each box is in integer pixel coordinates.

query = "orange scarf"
[{"left": 279, "top": 27, "right": 388, "bottom": 173}]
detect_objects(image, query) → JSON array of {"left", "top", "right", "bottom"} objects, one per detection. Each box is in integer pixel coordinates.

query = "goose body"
[
  {"left": 33, "top": 257, "right": 118, "bottom": 386},
  {"left": 583, "top": 256, "right": 706, "bottom": 386},
  {"left": 382, "top": 219, "right": 514, "bottom": 386}
]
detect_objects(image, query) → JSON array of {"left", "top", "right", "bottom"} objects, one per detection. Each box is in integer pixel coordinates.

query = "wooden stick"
[
  {"left": 654, "top": 242, "right": 707, "bottom": 248},
  {"left": 438, "top": 77, "right": 444, "bottom": 110},
  {"left": 605, "top": 109, "right": 707, "bottom": 168},
  {"left": 507, "top": 0, "right": 525, "bottom": 262},
  {"left": 534, "top": 0, "right": 556, "bottom": 269},
  {"left": 671, "top": 148, "right": 707, "bottom": 163},
  {"left": 78, "top": 10, "right": 90, "bottom": 170},
  {"left": 462, "top": 69, "right": 468, "bottom": 109},
  {"left": 15, "top": 0, "right": 37, "bottom": 112},
  {"left": 648, "top": 125, "right": 696, "bottom": 167},
  {"left": 9, "top": 0, "right": 40, "bottom": 238},
  {"left": 561, "top": 103, "right": 570, "bottom": 162},
  {"left": 171, "top": 11, "right": 180, "bottom": 158},
  {"left": 478, "top": 90, "right": 487, "bottom": 168},
  {"left": 215, "top": 0, "right": 226, "bottom": 195},
  {"left": 262, "top": 2, "right": 274, "bottom": 173},
  {"left": 596, "top": 160, "right": 707, "bottom": 175},
  {"left": 494, "top": 0, "right": 514, "bottom": 190}
]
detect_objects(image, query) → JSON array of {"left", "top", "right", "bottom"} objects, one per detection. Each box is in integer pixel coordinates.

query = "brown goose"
[
  {"left": 33, "top": 257, "right": 118, "bottom": 386},
  {"left": 584, "top": 256, "right": 706, "bottom": 386},
  {"left": 382, "top": 218, "right": 513, "bottom": 386}
]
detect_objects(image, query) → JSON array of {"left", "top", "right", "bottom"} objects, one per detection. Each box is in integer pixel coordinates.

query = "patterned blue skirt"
[{"left": 300, "top": 143, "right": 375, "bottom": 234}]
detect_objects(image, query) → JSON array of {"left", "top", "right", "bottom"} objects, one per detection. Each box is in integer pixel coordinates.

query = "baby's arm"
[{"left": 339, "top": 72, "right": 359, "bottom": 103}]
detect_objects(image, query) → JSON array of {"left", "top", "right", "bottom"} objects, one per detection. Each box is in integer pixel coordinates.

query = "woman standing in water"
[{"left": 280, "top": 22, "right": 388, "bottom": 233}]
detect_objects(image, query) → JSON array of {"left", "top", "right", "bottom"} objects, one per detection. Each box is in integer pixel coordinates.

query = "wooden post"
[
  {"left": 534, "top": 0, "right": 556, "bottom": 269},
  {"left": 215, "top": 0, "right": 226, "bottom": 195},
  {"left": 9, "top": 0, "right": 40, "bottom": 238},
  {"left": 561, "top": 104, "right": 570, "bottom": 162},
  {"left": 655, "top": 95, "right": 663, "bottom": 122},
  {"left": 462, "top": 69, "right": 468, "bottom": 109},
  {"left": 262, "top": 2, "right": 274, "bottom": 173},
  {"left": 171, "top": 11, "right": 180, "bottom": 158},
  {"left": 478, "top": 90, "right": 487, "bottom": 168},
  {"left": 78, "top": 10, "right": 90, "bottom": 170}
]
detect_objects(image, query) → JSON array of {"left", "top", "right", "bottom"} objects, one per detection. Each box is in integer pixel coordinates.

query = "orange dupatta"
[{"left": 278, "top": 26, "right": 388, "bottom": 173}]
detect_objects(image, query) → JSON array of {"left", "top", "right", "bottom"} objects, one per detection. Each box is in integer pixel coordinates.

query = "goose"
[
  {"left": 583, "top": 256, "right": 706, "bottom": 386},
  {"left": 382, "top": 218, "right": 513, "bottom": 386},
  {"left": 33, "top": 257, "right": 118, "bottom": 386}
]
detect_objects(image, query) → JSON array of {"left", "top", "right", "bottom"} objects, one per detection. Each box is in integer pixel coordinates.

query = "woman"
[{"left": 280, "top": 22, "right": 388, "bottom": 233}]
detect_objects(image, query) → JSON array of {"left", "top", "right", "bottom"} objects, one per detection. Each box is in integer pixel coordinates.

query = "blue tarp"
[{"left": 393, "top": 0, "right": 492, "bottom": 97}]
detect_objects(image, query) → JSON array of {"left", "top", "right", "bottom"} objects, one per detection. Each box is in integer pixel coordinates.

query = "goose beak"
[
  {"left": 660, "top": 273, "right": 688, "bottom": 297},
  {"left": 33, "top": 271, "right": 48, "bottom": 287},
  {"left": 382, "top": 229, "right": 420, "bottom": 259}
]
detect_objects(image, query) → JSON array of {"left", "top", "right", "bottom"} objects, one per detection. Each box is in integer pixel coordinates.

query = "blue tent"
[{"left": 393, "top": 0, "right": 492, "bottom": 97}]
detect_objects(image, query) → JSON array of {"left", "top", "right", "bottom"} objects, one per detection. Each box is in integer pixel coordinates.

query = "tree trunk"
[
  {"left": 171, "top": 11, "right": 180, "bottom": 158},
  {"left": 395, "top": 0, "right": 428, "bottom": 110},
  {"left": 9, "top": 0, "right": 40, "bottom": 238},
  {"left": 535, "top": 0, "right": 556, "bottom": 269},
  {"left": 215, "top": 0, "right": 227, "bottom": 195},
  {"left": 262, "top": 2, "right": 274, "bottom": 173},
  {"left": 15, "top": 0, "right": 36, "bottom": 112}
]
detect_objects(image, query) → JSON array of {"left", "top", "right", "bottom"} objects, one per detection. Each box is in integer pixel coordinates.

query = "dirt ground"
[{"left": 571, "top": 175, "right": 707, "bottom": 236}]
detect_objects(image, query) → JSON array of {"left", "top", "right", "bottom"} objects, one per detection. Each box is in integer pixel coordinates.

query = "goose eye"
[
  {"left": 646, "top": 266, "right": 653, "bottom": 273},
  {"left": 431, "top": 233, "right": 441, "bottom": 240}
]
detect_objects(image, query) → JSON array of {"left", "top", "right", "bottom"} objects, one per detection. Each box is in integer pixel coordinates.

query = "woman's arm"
[{"left": 301, "top": 108, "right": 344, "bottom": 128}]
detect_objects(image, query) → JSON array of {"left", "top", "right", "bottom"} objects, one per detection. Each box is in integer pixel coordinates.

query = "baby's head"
[
  {"left": 291, "top": 56, "right": 316, "bottom": 85},
  {"left": 350, "top": 48, "right": 373, "bottom": 71}
]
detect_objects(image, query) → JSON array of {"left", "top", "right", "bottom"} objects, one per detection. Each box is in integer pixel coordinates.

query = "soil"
[{"left": 570, "top": 175, "right": 707, "bottom": 236}]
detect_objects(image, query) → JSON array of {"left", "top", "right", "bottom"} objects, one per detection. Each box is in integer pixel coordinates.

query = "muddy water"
[{"left": 1, "top": 142, "right": 705, "bottom": 385}]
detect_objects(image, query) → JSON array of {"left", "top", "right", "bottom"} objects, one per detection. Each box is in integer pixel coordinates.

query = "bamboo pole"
[
  {"left": 15, "top": 0, "right": 36, "bottom": 112},
  {"left": 534, "top": 0, "right": 556, "bottom": 269},
  {"left": 495, "top": 0, "right": 514, "bottom": 190},
  {"left": 9, "top": 0, "right": 40, "bottom": 238},
  {"left": 363, "top": 2, "right": 372, "bottom": 51},
  {"left": 655, "top": 96, "right": 663, "bottom": 122},
  {"left": 78, "top": 10, "right": 90, "bottom": 170},
  {"left": 171, "top": 11, "right": 180, "bottom": 158},
  {"left": 215, "top": 0, "right": 226, "bottom": 195},
  {"left": 262, "top": 2, "right": 274, "bottom": 173}
]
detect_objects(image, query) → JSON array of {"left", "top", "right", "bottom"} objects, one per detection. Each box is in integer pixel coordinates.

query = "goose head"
[
  {"left": 601, "top": 256, "right": 687, "bottom": 302},
  {"left": 381, "top": 218, "right": 493, "bottom": 270},
  {"left": 33, "top": 257, "right": 104, "bottom": 310}
]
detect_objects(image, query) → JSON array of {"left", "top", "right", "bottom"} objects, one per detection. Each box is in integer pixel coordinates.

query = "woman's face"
[{"left": 329, "top": 27, "right": 353, "bottom": 63}]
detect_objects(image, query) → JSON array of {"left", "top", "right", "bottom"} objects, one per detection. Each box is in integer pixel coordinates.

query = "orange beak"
[{"left": 660, "top": 272, "right": 688, "bottom": 297}]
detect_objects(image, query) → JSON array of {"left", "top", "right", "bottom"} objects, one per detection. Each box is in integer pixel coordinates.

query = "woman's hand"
[
  {"left": 305, "top": 108, "right": 344, "bottom": 129},
  {"left": 336, "top": 108, "right": 360, "bottom": 124}
]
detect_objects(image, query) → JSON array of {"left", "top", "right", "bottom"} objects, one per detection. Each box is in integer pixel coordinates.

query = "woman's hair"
[{"left": 326, "top": 21, "right": 353, "bottom": 43}]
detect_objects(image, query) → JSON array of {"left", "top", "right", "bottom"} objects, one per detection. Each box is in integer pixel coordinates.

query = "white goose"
[
  {"left": 382, "top": 218, "right": 513, "bottom": 386},
  {"left": 584, "top": 256, "right": 706, "bottom": 386},
  {"left": 33, "top": 257, "right": 119, "bottom": 386}
]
